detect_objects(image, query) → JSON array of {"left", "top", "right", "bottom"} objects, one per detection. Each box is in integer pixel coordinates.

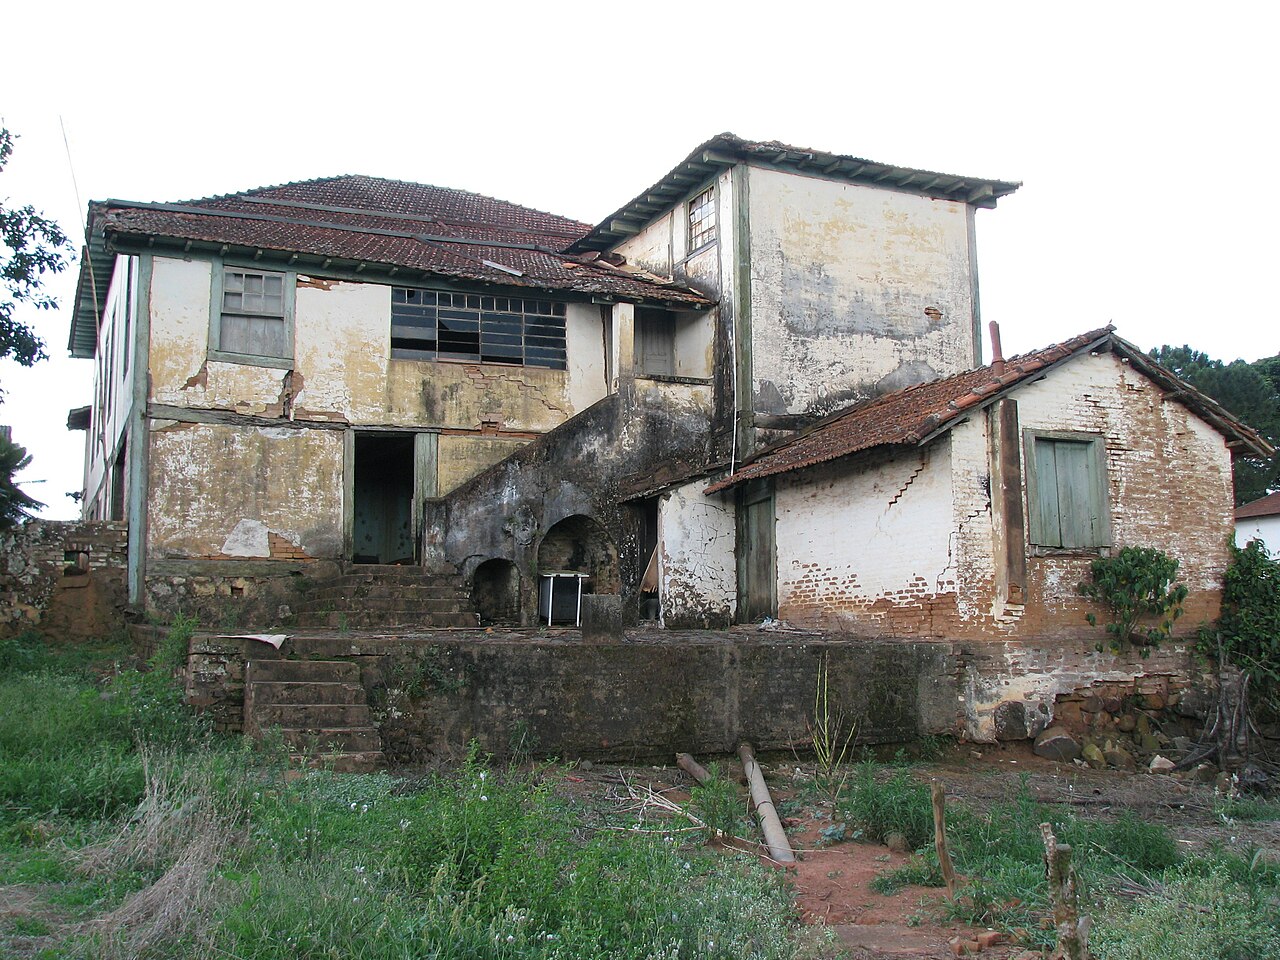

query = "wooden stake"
[
  {"left": 930, "top": 780, "right": 957, "bottom": 897},
  {"left": 1041, "top": 822, "right": 1091, "bottom": 960}
]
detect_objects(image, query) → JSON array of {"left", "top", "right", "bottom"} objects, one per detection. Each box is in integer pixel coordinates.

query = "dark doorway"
[
  {"left": 472, "top": 558, "right": 521, "bottom": 626},
  {"left": 736, "top": 479, "right": 776, "bottom": 622},
  {"left": 352, "top": 434, "right": 415, "bottom": 564},
  {"left": 537, "top": 515, "right": 620, "bottom": 595}
]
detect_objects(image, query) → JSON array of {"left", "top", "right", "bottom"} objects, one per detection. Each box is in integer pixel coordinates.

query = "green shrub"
[
  {"left": 688, "top": 763, "right": 743, "bottom": 842},
  {"left": 838, "top": 762, "right": 934, "bottom": 849},
  {"left": 1213, "top": 538, "right": 1280, "bottom": 718},
  {"left": 1078, "top": 546, "right": 1188, "bottom": 655}
]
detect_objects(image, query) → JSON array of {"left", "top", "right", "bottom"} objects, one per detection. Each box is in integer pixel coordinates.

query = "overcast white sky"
[{"left": 3, "top": 1, "right": 1276, "bottom": 519}]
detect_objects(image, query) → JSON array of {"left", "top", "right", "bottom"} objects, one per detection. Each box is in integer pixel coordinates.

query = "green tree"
[
  {"left": 1150, "top": 344, "right": 1280, "bottom": 505},
  {"left": 0, "top": 427, "right": 42, "bottom": 528},
  {"left": 1, "top": 125, "right": 74, "bottom": 376}
]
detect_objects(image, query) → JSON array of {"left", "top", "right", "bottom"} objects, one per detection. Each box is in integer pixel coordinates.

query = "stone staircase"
[
  {"left": 293, "top": 564, "right": 479, "bottom": 630},
  {"left": 244, "top": 659, "right": 384, "bottom": 772}
]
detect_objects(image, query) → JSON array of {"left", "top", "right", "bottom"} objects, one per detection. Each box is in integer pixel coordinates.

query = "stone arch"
[
  {"left": 471, "top": 557, "right": 522, "bottom": 626},
  {"left": 536, "top": 514, "right": 620, "bottom": 595}
]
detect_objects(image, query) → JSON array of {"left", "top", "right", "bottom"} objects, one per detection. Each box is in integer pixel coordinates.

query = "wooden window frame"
[
  {"left": 687, "top": 184, "right": 717, "bottom": 253},
  {"left": 389, "top": 287, "right": 567, "bottom": 370},
  {"left": 209, "top": 262, "right": 296, "bottom": 369},
  {"left": 1022, "top": 429, "right": 1111, "bottom": 554}
]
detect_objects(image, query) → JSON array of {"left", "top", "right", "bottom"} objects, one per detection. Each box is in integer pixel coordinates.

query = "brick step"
[
  {"left": 294, "top": 611, "right": 479, "bottom": 630},
  {"left": 308, "top": 583, "right": 469, "bottom": 602},
  {"left": 275, "top": 726, "right": 383, "bottom": 753},
  {"left": 245, "top": 659, "right": 359, "bottom": 684},
  {"left": 292, "top": 750, "right": 384, "bottom": 773},
  {"left": 246, "top": 680, "right": 366, "bottom": 705},
  {"left": 296, "top": 596, "right": 468, "bottom": 615},
  {"left": 252, "top": 702, "right": 374, "bottom": 728}
]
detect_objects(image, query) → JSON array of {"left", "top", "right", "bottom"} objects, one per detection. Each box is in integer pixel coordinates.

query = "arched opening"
[
  {"left": 537, "top": 514, "right": 620, "bottom": 596},
  {"left": 471, "top": 558, "right": 521, "bottom": 626}
]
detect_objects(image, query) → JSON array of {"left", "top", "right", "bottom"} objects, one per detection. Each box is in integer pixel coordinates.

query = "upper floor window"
[
  {"left": 391, "top": 288, "right": 566, "bottom": 370},
  {"left": 688, "top": 185, "right": 716, "bottom": 252},
  {"left": 211, "top": 267, "right": 294, "bottom": 367},
  {"left": 1024, "top": 431, "right": 1111, "bottom": 551}
]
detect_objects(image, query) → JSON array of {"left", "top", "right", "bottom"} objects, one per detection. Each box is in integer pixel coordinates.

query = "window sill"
[
  {"left": 388, "top": 355, "right": 566, "bottom": 372},
  {"left": 208, "top": 349, "right": 294, "bottom": 370},
  {"left": 681, "top": 240, "right": 718, "bottom": 264},
  {"left": 634, "top": 373, "right": 712, "bottom": 386},
  {"left": 1029, "top": 546, "right": 1112, "bottom": 558}
]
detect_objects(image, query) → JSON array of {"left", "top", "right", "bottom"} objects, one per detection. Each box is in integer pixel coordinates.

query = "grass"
[
  {"left": 842, "top": 761, "right": 1280, "bottom": 958},
  {"left": 0, "top": 634, "right": 833, "bottom": 960}
]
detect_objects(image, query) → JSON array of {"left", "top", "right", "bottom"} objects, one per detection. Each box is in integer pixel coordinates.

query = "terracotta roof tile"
[
  {"left": 93, "top": 176, "right": 712, "bottom": 307},
  {"left": 706, "top": 327, "right": 1272, "bottom": 494},
  {"left": 1236, "top": 491, "right": 1280, "bottom": 520}
]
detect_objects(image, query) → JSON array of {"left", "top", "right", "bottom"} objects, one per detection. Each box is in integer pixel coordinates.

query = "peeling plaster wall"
[
  {"left": 775, "top": 442, "right": 956, "bottom": 633},
  {"left": 438, "top": 435, "right": 529, "bottom": 495},
  {"left": 748, "top": 168, "right": 977, "bottom": 418},
  {"left": 147, "top": 422, "right": 343, "bottom": 560},
  {"left": 613, "top": 212, "right": 673, "bottom": 277},
  {"left": 659, "top": 481, "right": 736, "bottom": 628}
]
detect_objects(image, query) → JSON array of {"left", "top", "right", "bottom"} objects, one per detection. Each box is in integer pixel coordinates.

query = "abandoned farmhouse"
[{"left": 19, "top": 132, "right": 1270, "bottom": 758}]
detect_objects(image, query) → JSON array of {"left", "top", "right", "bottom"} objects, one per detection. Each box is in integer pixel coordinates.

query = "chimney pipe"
[{"left": 988, "top": 321, "right": 1005, "bottom": 376}]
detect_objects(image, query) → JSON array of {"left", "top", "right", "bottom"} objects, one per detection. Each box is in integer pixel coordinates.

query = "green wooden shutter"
[
  {"left": 1053, "top": 440, "right": 1096, "bottom": 548},
  {"left": 1032, "top": 438, "right": 1063, "bottom": 547}
]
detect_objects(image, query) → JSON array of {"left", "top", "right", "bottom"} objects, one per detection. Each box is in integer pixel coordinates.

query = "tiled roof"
[
  {"left": 1236, "top": 491, "right": 1280, "bottom": 520},
  {"left": 90, "top": 175, "right": 712, "bottom": 308},
  {"left": 569, "top": 133, "right": 1022, "bottom": 253},
  {"left": 706, "top": 328, "right": 1273, "bottom": 494}
]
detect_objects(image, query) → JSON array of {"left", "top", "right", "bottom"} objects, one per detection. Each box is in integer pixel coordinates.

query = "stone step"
[
  {"left": 292, "top": 750, "right": 384, "bottom": 773},
  {"left": 324, "top": 572, "right": 467, "bottom": 589},
  {"left": 245, "top": 680, "right": 366, "bottom": 705},
  {"left": 294, "top": 611, "right": 479, "bottom": 630},
  {"left": 275, "top": 726, "right": 383, "bottom": 753},
  {"left": 252, "top": 701, "right": 373, "bottom": 729},
  {"left": 308, "top": 583, "right": 469, "bottom": 602},
  {"left": 296, "top": 596, "right": 467, "bottom": 615},
  {"left": 245, "top": 659, "right": 359, "bottom": 684}
]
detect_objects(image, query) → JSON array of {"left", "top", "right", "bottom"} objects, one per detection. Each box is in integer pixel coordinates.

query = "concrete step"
[
  {"left": 245, "top": 680, "right": 366, "bottom": 705},
  {"left": 251, "top": 701, "right": 373, "bottom": 729},
  {"left": 245, "top": 659, "right": 359, "bottom": 684},
  {"left": 324, "top": 572, "right": 467, "bottom": 589},
  {"left": 292, "top": 750, "right": 384, "bottom": 774},
  {"left": 275, "top": 726, "right": 383, "bottom": 753}
]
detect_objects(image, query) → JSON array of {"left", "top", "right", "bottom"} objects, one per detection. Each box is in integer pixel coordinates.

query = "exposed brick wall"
[
  {"left": 773, "top": 352, "right": 1233, "bottom": 646},
  {"left": 0, "top": 520, "right": 128, "bottom": 637}
]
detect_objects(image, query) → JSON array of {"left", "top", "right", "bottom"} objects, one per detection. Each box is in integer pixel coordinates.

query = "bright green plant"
[
  {"left": 688, "top": 763, "right": 743, "bottom": 842},
  {"left": 1078, "top": 546, "right": 1188, "bottom": 655},
  {"left": 150, "top": 612, "right": 198, "bottom": 674},
  {"left": 808, "top": 654, "right": 857, "bottom": 807}
]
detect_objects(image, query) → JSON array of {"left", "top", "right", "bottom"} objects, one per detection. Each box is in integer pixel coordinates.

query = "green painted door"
[{"left": 737, "top": 480, "right": 777, "bottom": 622}]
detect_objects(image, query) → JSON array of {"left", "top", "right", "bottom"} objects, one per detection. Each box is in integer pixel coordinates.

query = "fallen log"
[
  {"left": 676, "top": 752, "right": 712, "bottom": 785},
  {"left": 738, "top": 743, "right": 795, "bottom": 864}
]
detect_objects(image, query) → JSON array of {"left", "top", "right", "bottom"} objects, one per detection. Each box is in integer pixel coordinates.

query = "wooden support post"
[
  {"left": 1041, "top": 822, "right": 1091, "bottom": 960},
  {"left": 931, "top": 780, "right": 957, "bottom": 897}
]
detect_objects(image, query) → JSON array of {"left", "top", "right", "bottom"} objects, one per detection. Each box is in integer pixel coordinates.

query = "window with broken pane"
[
  {"left": 391, "top": 288, "right": 566, "bottom": 369},
  {"left": 218, "top": 268, "right": 290, "bottom": 359},
  {"left": 688, "top": 185, "right": 716, "bottom": 252}
]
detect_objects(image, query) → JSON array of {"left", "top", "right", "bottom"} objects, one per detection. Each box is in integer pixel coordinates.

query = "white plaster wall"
[
  {"left": 748, "top": 167, "right": 977, "bottom": 417},
  {"left": 1237, "top": 515, "right": 1280, "bottom": 556},
  {"left": 775, "top": 442, "right": 955, "bottom": 629},
  {"left": 83, "top": 255, "right": 140, "bottom": 517},
  {"left": 612, "top": 212, "right": 673, "bottom": 277},
  {"left": 659, "top": 480, "right": 736, "bottom": 626},
  {"left": 673, "top": 311, "right": 714, "bottom": 379}
]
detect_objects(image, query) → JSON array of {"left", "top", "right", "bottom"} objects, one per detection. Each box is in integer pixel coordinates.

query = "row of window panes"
[
  {"left": 688, "top": 186, "right": 717, "bottom": 250},
  {"left": 391, "top": 287, "right": 567, "bottom": 368},
  {"left": 223, "top": 270, "right": 285, "bottom": 317}
]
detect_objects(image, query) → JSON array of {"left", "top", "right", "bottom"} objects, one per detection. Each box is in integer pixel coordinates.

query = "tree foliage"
[
  {"left": 1150, "top": 344, "right": 1280, "bottom": 505},
  {"left": 0, "top": 428, "right": 42, "bottom": 528},
  {"left": 1212, "top": 538, "right": 1280, "bottom": 720},
  {"left": 1078, "top": 546, "right": 1188, "bottom": 656},
  {"left": 1, "top": 125, "right": 74, "bottom": 374}
]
